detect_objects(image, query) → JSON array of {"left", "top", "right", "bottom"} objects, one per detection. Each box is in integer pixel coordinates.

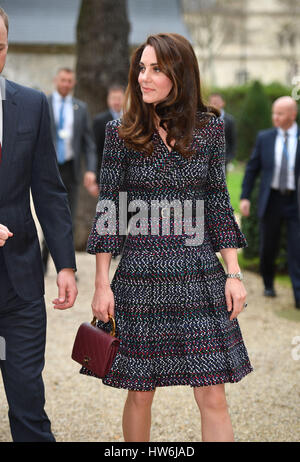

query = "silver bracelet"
[{"left": 226, "top": 272, "right": 243, "bottom": 281}]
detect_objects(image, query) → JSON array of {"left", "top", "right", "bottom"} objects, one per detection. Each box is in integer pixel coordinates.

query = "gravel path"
[{"left": 0, "top": 251, "right": 299, "bottom": 442}]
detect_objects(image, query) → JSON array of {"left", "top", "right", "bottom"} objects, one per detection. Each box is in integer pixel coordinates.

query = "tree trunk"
[{"left": 74, "top": 0, "right": 130, "bottom": 250}]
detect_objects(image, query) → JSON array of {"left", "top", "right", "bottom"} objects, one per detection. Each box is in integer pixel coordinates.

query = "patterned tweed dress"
[{"left": 80, "top": 115, "right": 253, "bottom": 390}]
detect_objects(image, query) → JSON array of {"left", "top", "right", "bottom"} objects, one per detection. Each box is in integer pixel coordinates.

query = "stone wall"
[
  {"left": 4, "top": 46, "right": 75, "bottom": 94},
  {"left": 5, "top": 0, "right": 300, "bottom": 91},
  {"left": 183, "top": 0, "right": 300, "bottom": 87}
]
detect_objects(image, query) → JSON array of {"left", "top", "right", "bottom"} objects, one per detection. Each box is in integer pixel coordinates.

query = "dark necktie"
[
  {"left": 57, "top": 98, "right": 66, "bottom": 164},
  {"left": 279, "top": 131, "right": 289, "bottom": 194}
]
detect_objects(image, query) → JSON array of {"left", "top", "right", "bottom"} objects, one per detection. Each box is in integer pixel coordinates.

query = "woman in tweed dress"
[{"left": 84, "top": 33, "right": 253, "bottom": 442}]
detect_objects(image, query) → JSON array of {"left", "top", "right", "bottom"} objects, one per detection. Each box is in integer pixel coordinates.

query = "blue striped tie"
[
  {"left": 279, "top": 131, "right": 289, "bottom": 194},
  {"left": 57, "top": 98, "right": 65, "bottom": 164}
]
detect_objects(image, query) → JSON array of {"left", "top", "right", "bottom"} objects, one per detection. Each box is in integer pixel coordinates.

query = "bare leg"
[
  {"left": 122, "top": 389, "right": 156, "bottom": 442},
  {"left": 193, "top": 384, "right": 234, "bottom": 442}
]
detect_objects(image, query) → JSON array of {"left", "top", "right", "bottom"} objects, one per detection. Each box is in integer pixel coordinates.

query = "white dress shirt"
[
  {"left": 52, "top": 91, "right": 74, "bottom": 162},
  {"left": 0, "top": 94, "right": 3, "bottom": 146},
  {"left": 110, "top": 109, "right": 122, "bottom": 120},
  {"left": 0, "top": 77, "right": 4, "bottom": 146},
  {"left": 271, "top": 122, "right": 298, "bottom": 190}
]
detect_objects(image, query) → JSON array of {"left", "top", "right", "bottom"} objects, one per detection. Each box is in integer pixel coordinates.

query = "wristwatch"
[{"left": 226, "top": 272, "right": 244, "bottom": 281}]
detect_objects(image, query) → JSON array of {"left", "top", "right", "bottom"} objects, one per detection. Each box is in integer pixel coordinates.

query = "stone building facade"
[
  {"left": 182, "top": 0, "right": 300, "bottom": 87},
  {"left": 1, "top": 0, "right": 189, "bottom": 95},
  {"left": 2, "top": 0, "right": 299, "bottom": 91}
]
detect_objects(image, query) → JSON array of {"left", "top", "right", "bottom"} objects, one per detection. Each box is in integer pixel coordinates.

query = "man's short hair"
[
  {"left": 210, "top": 92, "right": 224, "bottom": 101},
  {"left": 0, "top": 7, "right": 9, "bottom": 34},
  {"left": 108, "top": 84, "right": 126, "bottom": 94},
  {"left": 56, "top": 67, "right": 75, "bottom": 75}
]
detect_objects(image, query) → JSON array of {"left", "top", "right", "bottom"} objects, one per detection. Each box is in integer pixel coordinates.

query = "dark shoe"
[
  {"left": 264, "top": 287, "right": 276, "bottom": 297},
  {"left": 295, "top": 300, "right": 300, "bottom": 309}
]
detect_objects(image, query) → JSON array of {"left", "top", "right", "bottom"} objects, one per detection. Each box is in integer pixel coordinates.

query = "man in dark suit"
[
  {"left": 0, "top": 8, "right": 77, "bottom": 441},
  {"left": 298, "top": 174, "right": 300, "bottom": 219},
  {"left": 93, "top": 84, "right": 125, "bottom": 185},
  {"left": 41, "top": 68, "right": 98, "bottom": 273},
  {"left": 240, "top": 96, "right": 300, "bottom": 309},
  {"left": 209, "top": 93, "right": 236, "bottom": 169}
]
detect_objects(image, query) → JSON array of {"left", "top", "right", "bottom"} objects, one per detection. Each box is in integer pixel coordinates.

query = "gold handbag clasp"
[{"left": 91, "top": 315, "right": 116, "bottom": 337}]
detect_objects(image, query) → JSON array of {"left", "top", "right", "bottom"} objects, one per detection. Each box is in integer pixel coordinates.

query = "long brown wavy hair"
[{"left": 118, "top": 33, "right": 219, "bottom": 159}]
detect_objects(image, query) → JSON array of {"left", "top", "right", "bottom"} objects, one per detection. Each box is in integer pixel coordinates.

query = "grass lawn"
[{"left": 226, "top": 161, "right": 245, "bottom": 212}]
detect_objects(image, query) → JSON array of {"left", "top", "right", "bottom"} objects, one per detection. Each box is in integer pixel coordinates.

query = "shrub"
[
  {"left": 237, "top": 81, "right": 271, "bottom": 161},
  {"left": 208, "top": 80, "right": 296, "bottom": 162}
]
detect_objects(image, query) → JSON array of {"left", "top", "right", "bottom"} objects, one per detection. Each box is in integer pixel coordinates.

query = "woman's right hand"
[{"left": 91, "top": 285, "right": 115, "bottom": 323}]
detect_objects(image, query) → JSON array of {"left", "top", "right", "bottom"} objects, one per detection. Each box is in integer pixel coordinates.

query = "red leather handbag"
[{"left": 71, "top": 315, "right": 120, "bottom": 378}]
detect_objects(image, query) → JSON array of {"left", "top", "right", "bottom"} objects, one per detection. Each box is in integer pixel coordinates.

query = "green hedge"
[{"left": 206, "top": 80, "right": 298, "bottom": 161}]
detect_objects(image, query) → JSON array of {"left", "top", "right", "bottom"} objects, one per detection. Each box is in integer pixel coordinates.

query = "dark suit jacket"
[
  {"left": 0, "top": 80, "right": 76, "bottom": 301},
  {"left": 298, "top": 174, "right": 300, "bottom": 219},
  {"left": 240, "top": 126, "right": 300, "bottom": 218},
  {"left": 223, "top": 112, "right": 236, "bottom": 164},
  {"left": 48, "top": 94, "right": 97, "bottom": 183},
  {"left": 93, "top": 109, "right": 114, "bottom": 182}
]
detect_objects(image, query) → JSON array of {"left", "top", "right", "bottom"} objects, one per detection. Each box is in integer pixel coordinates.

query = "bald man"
[{"left": 240, "top": 96, "right": 300, "bottom": 308}]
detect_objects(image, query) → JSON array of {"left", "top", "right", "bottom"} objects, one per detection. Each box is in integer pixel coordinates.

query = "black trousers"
[
  {"left": 0, "top": 249, "right": 55, "bottom": 441},
  {"left": 41, "top": 160, "right": 78, "bottom": 271},
  {"left": 259, "top": 189, "right": 300, "bottom": 302}
]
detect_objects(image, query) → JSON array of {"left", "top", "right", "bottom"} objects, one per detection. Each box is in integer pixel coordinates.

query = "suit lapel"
[
  {"left": 269, "top": 128, "right": 277, "bottom": 169},
  {"left": 48, "top": 94, "right": 56, "bottom": 141},
  {"left": 71, "top": 98, "right": 81, "bottom": 157},
  {"left": 48, "top": 94, "right": 54, "bottom": 120},
  {"left": 72, "top": 98, "right": 80, "bottom": 132},
  {"left": 0, "top": 80, "right": 18, "bottom": 195},
  {"left": 295, "top": 126, "right": 300, "bottom": 182}
]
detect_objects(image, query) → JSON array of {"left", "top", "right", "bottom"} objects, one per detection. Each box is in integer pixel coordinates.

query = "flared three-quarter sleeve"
[
  {"left": 87, "top": 119, "right": 127, "bottom": 257},
  {"left": 204, "top": 117, "right": 247, "bottom": 252}
]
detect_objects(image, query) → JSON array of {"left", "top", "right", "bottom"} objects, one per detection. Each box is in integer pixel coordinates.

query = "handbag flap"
[{"left": 71, "top": 322, "right": 120, "bottom": 377}]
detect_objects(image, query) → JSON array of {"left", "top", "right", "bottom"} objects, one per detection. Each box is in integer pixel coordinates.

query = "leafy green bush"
[
  {"left": 237, "top": 81, "right": 271, "bottom": 161},
  {"left": 207, "top": 80, "right": 296, "bottom": 162}
]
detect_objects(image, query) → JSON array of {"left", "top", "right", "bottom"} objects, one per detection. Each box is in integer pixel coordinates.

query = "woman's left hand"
[{"left": 225, "top": 278, "right": 247, "bottom": 321}]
